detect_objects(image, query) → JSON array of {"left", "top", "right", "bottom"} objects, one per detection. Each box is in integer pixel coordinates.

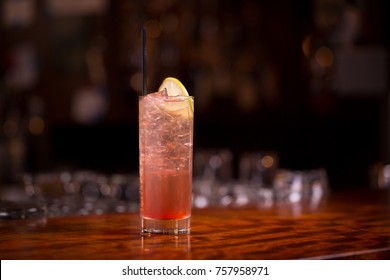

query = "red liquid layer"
[{"left": 140, "top": 169, "right": 192, "bottom": 220}]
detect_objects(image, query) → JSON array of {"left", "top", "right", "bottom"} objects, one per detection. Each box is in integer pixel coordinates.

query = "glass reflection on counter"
[{"left": 141, "top": 234, "right": 191, "bottom": 259}]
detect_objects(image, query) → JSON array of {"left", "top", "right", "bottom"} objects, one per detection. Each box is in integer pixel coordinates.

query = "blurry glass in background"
[
  {"left": 273, "top": 168, "right": 329, "bottom": 206},
  {"left": 239, "top": 151, "right": 278, "bottom": 189},
  {"left": 192, "top": 149, "right": 329, "bottom": 211},
  {"left": 193, "top": 149, "right": 233, "bottom": 208},
  {"left": 237, "top": 152, "right": 279, "bottom": 208},
  {"left": 193, "top": 149, "right": 233, "bottom": 183},
  {"left": 22, "top": 171, "right": 139, "bottom": 217},
  {"left": 1, "top": 147, "right": 329, "bottom": 218},
  {"left": 370, "top": 163, "right": 390, "bottom": 189}
]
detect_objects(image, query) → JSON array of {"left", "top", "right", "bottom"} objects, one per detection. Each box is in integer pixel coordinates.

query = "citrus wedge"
[{"left": 158, "top": 77, "right": 194, "bottom": 113}]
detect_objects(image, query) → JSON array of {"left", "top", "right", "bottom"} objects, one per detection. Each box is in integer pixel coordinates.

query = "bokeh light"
[{"left": 315, "top": 46, "right": 333, "bottom": 67}]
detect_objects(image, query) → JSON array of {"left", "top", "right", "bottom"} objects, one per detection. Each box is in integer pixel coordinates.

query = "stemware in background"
[
  {"left": 193, "top": 149, "right": 233, "bottom": 182},
  {"left": 108, "top": 173, "right": 139, "bottom": 213},
  {"left": 24, "top": 171, "right": 91, "bottom": 217},
  {"left": 273, "top": 168, "right": 329, "bottom": 211},
  {"left": 239, "top": 151, "right": 278, "bottom": 188},
  {"left": 237, "top": 151, "right": 278, "bottom": 207},
  {"left": 370, "top": 163, "right": 390, "bottom": 189},
  {"left": 0, "top": 175, "right": 47, "bottom": 225},
  {"left": 192, "top": 149, "right": 233, "bottom": 208},
  {"left": 22, "top": 170, "right": 140, "bottom": 217}
]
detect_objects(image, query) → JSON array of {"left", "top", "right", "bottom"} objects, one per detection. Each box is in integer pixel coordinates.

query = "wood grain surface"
[{"left": 1, "top": 190, "right": 389, "bottom": 260}]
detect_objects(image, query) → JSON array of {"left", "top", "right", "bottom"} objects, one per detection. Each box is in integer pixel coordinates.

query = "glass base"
[{"left": 141, "top": 216, "right": 190, "bottom": 234}]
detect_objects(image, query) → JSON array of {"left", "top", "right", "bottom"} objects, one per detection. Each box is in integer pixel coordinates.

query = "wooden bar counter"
[{"left": 1, "top": 189, "right": 390, "bottom": 260}]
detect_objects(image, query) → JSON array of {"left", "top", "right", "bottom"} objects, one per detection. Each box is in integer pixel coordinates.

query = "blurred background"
[{"left": 0, "top": 0, "right": 389, "bottom": 191}]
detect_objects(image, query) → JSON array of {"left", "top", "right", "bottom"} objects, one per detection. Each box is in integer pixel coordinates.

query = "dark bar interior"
[
  {"left": 1, "top": 0, "right": 390, "bottom": 261},
  {"left": 1, "top": 0, "right": 388, "bottom": 188}
]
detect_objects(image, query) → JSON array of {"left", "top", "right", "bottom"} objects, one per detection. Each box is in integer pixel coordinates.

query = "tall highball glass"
[{"left": 139, "top": 91, "right": 194, "bottom": 234}]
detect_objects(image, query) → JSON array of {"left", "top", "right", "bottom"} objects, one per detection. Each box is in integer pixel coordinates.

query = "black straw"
[{"left": 141, "top": 26, "right": 147, "bottom": 96}]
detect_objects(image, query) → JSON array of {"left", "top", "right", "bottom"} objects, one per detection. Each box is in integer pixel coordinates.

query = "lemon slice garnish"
[
  {"left": 159, "top": 77, "right": 189, "bottom": 96},
  {"left": 158, "top": 77, "right": 194, "bottom": 113}
]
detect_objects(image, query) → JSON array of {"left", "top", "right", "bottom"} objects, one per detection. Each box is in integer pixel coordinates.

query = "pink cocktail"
[{"left": 139, "top": 91, "right": 194, "bottom": 234}]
